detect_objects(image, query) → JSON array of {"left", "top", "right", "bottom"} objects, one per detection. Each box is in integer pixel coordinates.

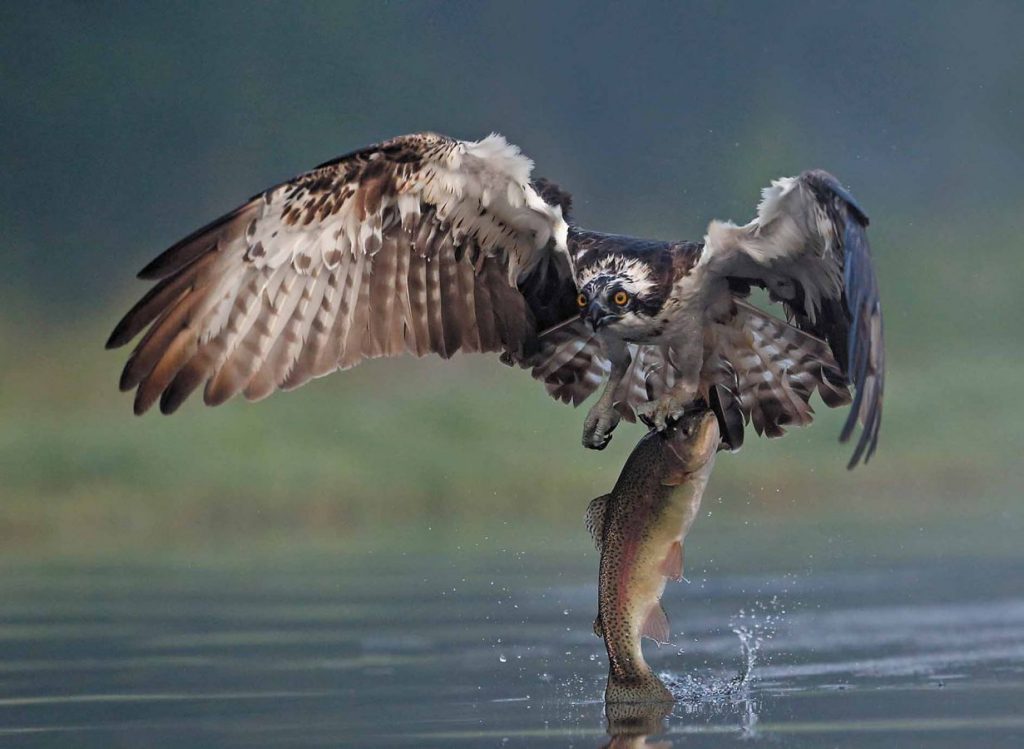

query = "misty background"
[{"left": 1, "top": 1, "right": 1021, "bottom": 557}]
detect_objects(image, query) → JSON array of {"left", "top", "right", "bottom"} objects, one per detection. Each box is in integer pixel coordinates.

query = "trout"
[{"left": 587, "top": 409, "right": 720, "bottom": 703}]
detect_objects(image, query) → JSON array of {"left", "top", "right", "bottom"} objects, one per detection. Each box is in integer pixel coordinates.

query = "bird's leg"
[
  {"left": 636, "top": 338, "right": 703, "bottom": 431},
  {"left": 582, "top": 341, "right": 630, "bottom": 450}
]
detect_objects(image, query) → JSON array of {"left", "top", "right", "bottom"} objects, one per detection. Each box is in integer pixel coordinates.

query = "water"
[{"left": 1, "top": 550, "right": 1022, "bottom": 747}]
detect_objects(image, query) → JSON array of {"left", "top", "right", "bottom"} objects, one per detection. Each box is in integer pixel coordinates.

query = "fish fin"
[
  {"left": 585, "top": 493, "right": 610, "bottom": 551},
  {"left": 641, "top": 603, "right": 671, "bottom": 645},
  {"left": 660, "top": 540, "right": 684, "bottom": 581},
  {"left": 593, "top": 615, "right": 604, "bottom": 638},
  {"left": 660, "top": 458, "right": 689, "bottom": 487}
]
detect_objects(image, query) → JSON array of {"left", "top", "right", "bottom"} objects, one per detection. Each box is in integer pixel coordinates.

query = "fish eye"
[
  {"left": 577, "top": 293, "right": 588, "bottom": 308},
  {"left": 613, "top": 290, "right": 629, "bottom": 306}
]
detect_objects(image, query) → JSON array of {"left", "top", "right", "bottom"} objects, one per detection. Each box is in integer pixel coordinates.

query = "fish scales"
[{"left": 588, "top": 409, "right": 720, "bottom": 703}]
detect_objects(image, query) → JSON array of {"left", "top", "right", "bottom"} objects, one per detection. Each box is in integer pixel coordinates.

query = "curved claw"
[
  {"left": 636, "top": 394, "right": 689, "bottom": 432},
  {"left": 582, "top": 405, "right": 621, "bottom": 450}
]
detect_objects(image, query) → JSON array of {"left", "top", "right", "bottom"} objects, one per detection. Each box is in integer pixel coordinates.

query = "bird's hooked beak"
[{"left": 585, "top": 300, "right": 616, "bottom": 331}]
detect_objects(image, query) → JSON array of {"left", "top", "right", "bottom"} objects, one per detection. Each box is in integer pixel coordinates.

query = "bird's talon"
[
  {"left": 636, "top": 395, "right": 690, "bottom": 432},
  {"left": 582, "top": 405, "right": 621, "bottom": 450}
]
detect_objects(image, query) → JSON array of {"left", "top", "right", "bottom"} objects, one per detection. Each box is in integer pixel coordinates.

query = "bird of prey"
[{"left": 107, "top": 132, "right": 884, "bottom": 467}]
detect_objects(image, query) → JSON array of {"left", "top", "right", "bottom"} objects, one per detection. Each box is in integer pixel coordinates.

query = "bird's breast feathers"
[{"left": 633, "top": 274, "right": 710, "bottom": 343}]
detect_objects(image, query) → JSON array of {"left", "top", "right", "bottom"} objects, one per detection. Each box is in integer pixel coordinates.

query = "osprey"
[{"left": 107, "top": 132, "right": 884, "bottom": 467}]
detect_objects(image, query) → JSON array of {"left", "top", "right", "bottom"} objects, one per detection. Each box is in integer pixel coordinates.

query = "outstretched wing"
[
  {"left": 107, "top": 132, "right": 577, "bottom": 415},
  {"left": 700, "top": 171, "right": 884, "bottom": 468}
]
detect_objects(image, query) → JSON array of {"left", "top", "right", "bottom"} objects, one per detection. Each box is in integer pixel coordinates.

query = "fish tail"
[{"left": 605, "top": 670, "right": 675, "bottom": 704}]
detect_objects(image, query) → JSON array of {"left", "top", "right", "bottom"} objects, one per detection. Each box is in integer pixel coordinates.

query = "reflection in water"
[
  {"left": 601, "top": 700, "right": 673, "bottom": 748},
  {"left": 599, "top": 675, "right": 760, "bottom": 748}
]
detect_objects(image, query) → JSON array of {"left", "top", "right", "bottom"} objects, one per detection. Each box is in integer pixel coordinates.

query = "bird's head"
[{"left": 575, "top": 256, "right": 664, "bottom": 333}]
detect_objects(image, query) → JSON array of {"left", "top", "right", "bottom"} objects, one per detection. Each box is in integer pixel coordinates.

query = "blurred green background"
[{"left": 1, "top": 1, "right": 1021, "bottom": 558}]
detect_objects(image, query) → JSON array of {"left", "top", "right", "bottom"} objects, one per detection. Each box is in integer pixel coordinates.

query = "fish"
[{"left": 587, "top": 408, "right": 720, "bottom": 703}]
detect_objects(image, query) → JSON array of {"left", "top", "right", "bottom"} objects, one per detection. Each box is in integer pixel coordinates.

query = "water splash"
[
  {"left": 658, "top": 667, "right": 760, "bottom": 740},
  {"left": 730, "top": 596, "right": 781, "bottom": 687},
  {"left": 661, "top": 598, "right": 779, "bottom": 702},
  {"left": 656, "top": 599, "right": 783, "bottom": 738},
  {"left": 660, "top": 669, "right": 739, "bottom": 704}
]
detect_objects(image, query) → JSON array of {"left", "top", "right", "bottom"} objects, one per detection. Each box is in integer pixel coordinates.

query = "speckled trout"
[{"left": 587, "top": 409, "right": 720, "bottom": 703}]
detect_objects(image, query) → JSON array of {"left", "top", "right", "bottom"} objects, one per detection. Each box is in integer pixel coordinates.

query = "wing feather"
[
  {"left": 108, "top": 132, "right": 573, "bottom": 412},
  {"left": 225, "top": 270, "right": 309, "bottom": 402},
  {"left": 161, "top": 344, "right": 217, "bottom": 414},
  {"left": 390, "top": 230, "right": 415, "bottom": 354},
  {"left": 405, "top": 245, "right": 431, "bottom": 356},
  {"left": 423, "top": 237, "right": 446, "bottom": 359},
  {"left": 202, "top": 268, "right": 280, "bottom": 406},
  {"left": 471, "top": 256, "right": 499, "bottom": 351},
  {"left": 278, "top": 271, "right": 332, "bottom": 390},
  {"left": 701, "top": 170, "right": 884, "bottom": 467},
  {"left": 705, "top": 301, "right": 850, "bottom": 440},
  {"left": 365, "top": 231, "right": 399, "bottom": 358},
  {"left": 437, "top": 237, "right": 463, "bottom": 356},
  {"left": 454, "top": 244, "right": 482, "bottom": 353},
  {"left": 340, "top": 244, "right": 372, "bottom": 369},
  {"left": 136, "top": 202, "right": 258, "bottom": 281},
  {"left": 107, "top": 252, "right": 218, "bottom": 349},
  {"left": 310, "top": 241, "right": 355, "bottom": 376},
  {"left": 120, "top": 279, "right": 211, "bottom": 394}
]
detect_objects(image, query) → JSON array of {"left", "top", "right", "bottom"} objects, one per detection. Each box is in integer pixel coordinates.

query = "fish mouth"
[{"left": 664, "top": 410, "right": 720, "bottom": 469}]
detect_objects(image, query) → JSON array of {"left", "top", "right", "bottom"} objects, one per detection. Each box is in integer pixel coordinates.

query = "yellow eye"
[
  {"left": 577, "top": 293, "right": 588, "bottom": 308},
  {"left": 613, "top": 290, "right": 629, "bottom": 306}
]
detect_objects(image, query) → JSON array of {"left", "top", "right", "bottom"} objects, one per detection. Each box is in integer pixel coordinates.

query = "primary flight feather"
[{"left": 107, "top": 132, "right": 885, "bottom": 467}]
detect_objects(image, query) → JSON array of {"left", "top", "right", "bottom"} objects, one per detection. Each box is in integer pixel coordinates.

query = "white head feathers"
[{"left": 577, "top": 255, "right": 658, "bottom": 297}]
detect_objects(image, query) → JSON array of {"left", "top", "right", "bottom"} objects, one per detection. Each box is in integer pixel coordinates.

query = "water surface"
[{"left": 0, "top": 549, "right": 1022, "bottom": 747}]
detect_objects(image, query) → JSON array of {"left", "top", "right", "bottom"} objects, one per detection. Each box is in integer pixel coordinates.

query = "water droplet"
[{"left": 498, "top": 654, "right": 507, "bottom": 663}]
